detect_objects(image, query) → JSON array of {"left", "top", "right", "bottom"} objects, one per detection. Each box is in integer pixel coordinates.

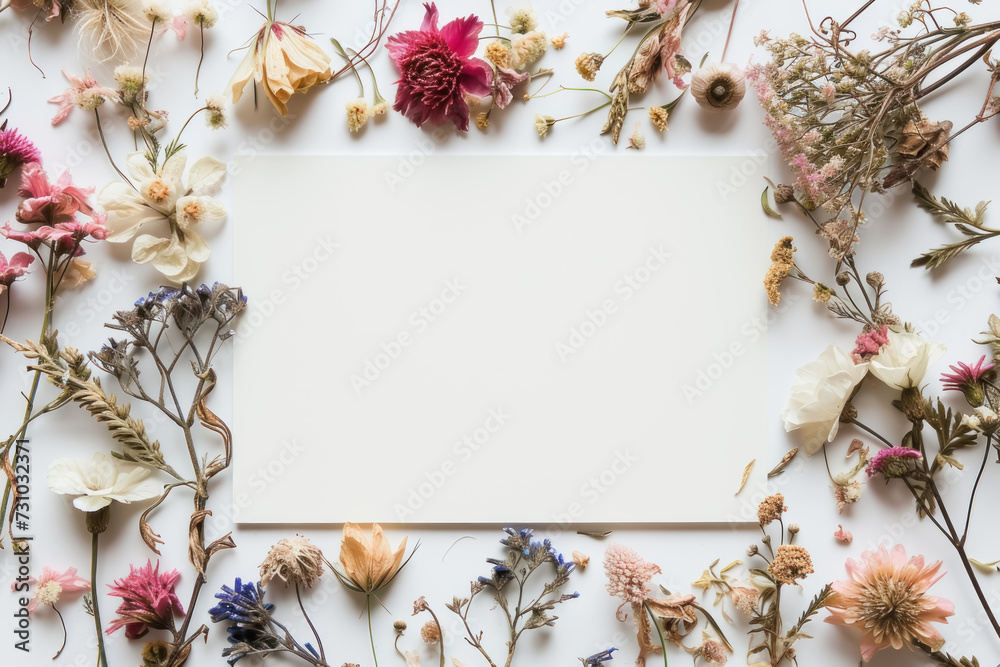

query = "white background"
[{"left": 2, "top": 1, "right": 1000, "bottom": 666}]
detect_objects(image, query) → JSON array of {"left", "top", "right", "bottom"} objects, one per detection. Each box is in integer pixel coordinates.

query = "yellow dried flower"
[
  {"left": 260, "top": 535, "right": 326, "bottom": 588},
  {"left": 575, "top": 52, "right": 604, "bottom": 81},
  {"left": 346, "top": 98, "right": 371, "bottom": 133},
  {"left": 767, "top": 544, "right": 814, "bottom": 585},
  {"left": 764, "top": 236, "right": 795, "bottom": 306},
  {"left": 336, "top": 523, "right": 409, "bottom": 594},
  {"left": 534, "top": 114, "right": 555, "bottom": 138},
  {"left": 476, "top": 112, "right": 489, "bottom": 130},
  {"left": 649, "top": 106, "right": 669, "bottom": 132},
  {"left": 485, "top": 41, "right": 509, "bottom": 69},
  {"left": 551, "top": 32, "right": 568, "bottom": 49},
  {"left": 812, "top": 283, "right": 833, "bottom": 303}
]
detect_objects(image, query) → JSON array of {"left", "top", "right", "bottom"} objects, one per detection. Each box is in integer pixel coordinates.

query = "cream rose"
[{"left": 869, "top": 330, "right": 946, "bottom": 390}]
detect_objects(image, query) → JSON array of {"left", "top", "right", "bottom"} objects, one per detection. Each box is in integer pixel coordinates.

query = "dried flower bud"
[
  {"left": 840, "top": 402, "right": 858, "bottom": 423},
  {"left": 476, "top": 112, "right": 490, "bottom": 131},
  {"left": 774, "top": 184, "right": 795, "bottom": 204},
  {"left": 866, "top": 271, "right": 884, "bottom": 289},
  {"left": 534, "top": 114, "right": 556, "bottom": 138},
  {"left": 812, "top": 283, "right": 834, "bottom": 303},
  {"left": 485, "top": 41, "right": 509, "bottom": 69},
  {"left": 690, "top": 62, "right": 746, "bottom": 112},
  {"left": 787, "top": 523, "right": 800, "bottom": 534},
  {"left": 394, "top": 620, "right": 408, "bottom": 633},
  {"left": 551, "top": 32, "right": 568, "bottom": 49},
  {"left": 649, "top": 106, "right": 669, "bottom": 132},
  {"left": 767, "top": 544, "right": 814, "bottom": 585},
  {"left": 746, "top": 544, "right": 759, "bottom": 557},
  {"left": 836, "top": 272, "right": 851, "bottom": 286},
  {"left": 86, "top": 505, "right": 111, "bottom": 535},
  {"left": 571, "top": 551, "right": 590, "bottom": 569},
  {"left": 259, "top": 535, "right": 325, "bottom": 588}
]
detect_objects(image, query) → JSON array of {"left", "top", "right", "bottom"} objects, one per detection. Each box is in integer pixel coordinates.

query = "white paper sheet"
[{"left": 232, "top": 155, "right": 769, "bottom": 525}]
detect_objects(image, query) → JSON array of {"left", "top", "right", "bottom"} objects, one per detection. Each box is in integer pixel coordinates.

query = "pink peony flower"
[
  {"left": 852, "top": 325, "right": 889, "bottom": 359},
  {"left": 10, "top": 566, "right": 90, "bottom": 613},
  {"left": 48, "top": 69, "right": 119, "bottom": 126},
  {"left": 387, "top": 2, "right": 493, "bottom": 131},
  {"left": 0, "top": 125, "right": 41, "bottom": 186},
  {"left": 825, "top": 544, "right": 954, "bottom": 661},
  {"left": 0, "top": 250, "right": 34, "bottom": 294},
  {"left": 16, "top": 162, "right": 94, "bottom": 224},
  {"left": 106, "top": 560, "right": 184, "bottom": 639},
  {"left": 604, "top": 543, "right": 661, "bottom": 605}
]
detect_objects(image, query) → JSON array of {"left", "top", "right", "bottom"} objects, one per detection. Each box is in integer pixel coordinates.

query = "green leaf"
[{"left": 762, "top": 186, "right": 783, "bottom": 219}]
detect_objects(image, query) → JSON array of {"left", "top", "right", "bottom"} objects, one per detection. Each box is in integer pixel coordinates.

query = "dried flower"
[
  {"left": 730, "top": 586, "right": 758, "bottom": 616},
  {"left": 782, "top": 345, "right": 869, "bottom": 455},
  {"left": 394, "top": 620, "right": 407, "bottom": 633},
  {"left": 106, "top": 560, "right": 184, "bottom": 638},
  {"left": 204, "top": 92, "right": 227, "bottom": 129},
  {"left": 335, "top": 523, "right": 410, "bottom": 594},
  {"left": 142, "top": 0, "right": 170, "bottom": 23},
  {"left": 869, "top": 330, "right": 946, "bottom": 390},
  {"left": 509, "top": 30, "right": 547, "bottom": 69},
  {"left": 228, "top": 18, "right": 333, "bottom": 116},
  {"left": 768, "top": 544, "right": 814, "bottom": 585},
  {"left": 420, "top": 620, "right": 442, "bottom": 643},
  {"left": 627, "top": 122, "right": 646, "bottom": 150},
  {"left": 575, "top": 52, "right": 605, "bottom": 81},
  {"left": 74, "top": 0, "right": 147, "bottom": 62},
  {"left": 648, "top": 106, "right": 669, "bottom": 132},
  {"left": 940, "top": 355, "right": 993, "bottom": 407},
  {"left": 0, "top": 126, "right": 41, "bottom": 186},
  {"left": 853, "top": 325, "right": 889, "bottom": 360},
  {"left": 11, "top": 566, "right": 90, "bottom": 613},
  {"left": 260, "top": 535, "right": 325, "bottom": 588},
  {"left": 386, "top": 3, "right": 493, "bottom": 132},
  {"left": 48, "top": 451, "right": 160, "bottom": 512},
  {"left": 825, "top": 544, "right": 954, "bottom": 661},
  {"left": 699, "top": 637, "right": 729, "bottom": 664},
  {"left": 346, "top": 98, "right": 371, "bottom": 133},
  {"left": 186, "top": 0, "right": 217, "bottom": 28},
  {"left": 209, "top": 578, "right": 280, "bottom": 665},
  {"left": 48, "top": 69, "right": 120, "bottom": 125},
  {"left": 690, "top": 62, "right": 746, "bottom": 112},
  {"left": 551, "top": 32, "right": 568, "bottom": 49},
  {"left": 580, "top": 648, "right": 618, "bottom": 666},
  {"left": 866, "top": 447, "right": 921, "bottom": 479},
  {"left": 484, "top": 40, "right": 509, "bottom": 68},
  {"left": 764, "top": 236, "right": 795, "bottom": 305},
  {"left": 834, "top": 480, "right": 863, "bottom": 513},
  {"left": 99, "top": 149, "right": 227, "bottom": 282},
  {"left": 604, "top": 543, "right": 660, "bottom": 604},
  {"left": 571, "top": 551, "right": 590, "bottom": 569},
  {"left": 0, "top": 251, "right": 34, "bottom": 295},
  {"left": 534, "top": 113, "right": 555, "bottom": 137},
  {"left": 505, "top": 4, "right": 538, "bottom": 34},
  {"left": 757, "top": 493, "right": 787, "bottom": 526},
  {"left": 834, "top": 525, "right": 853, "bottom": 543},
  {"left": 492, "top": 65, "right": 529, "bottom": 109}
]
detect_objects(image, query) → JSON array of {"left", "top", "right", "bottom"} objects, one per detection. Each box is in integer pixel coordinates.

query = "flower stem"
[
  {"left": 94, "top": 108, "right": 135, "bottom": 191},
  {"left": 296, "top": 583, "right": 326, "bottom": 663},
  {"left": 194, "top": 24, "right": 205, "bottom": 97},
  {"left": 91, "top": 532, "right": 109, "bottom": 667},
  {"left": 642, "top": 602, "right": 669, "bottom": 667},
  {"left": 52, "top": 604, "right": 67, "bottom": 659},
  {"left": 367, "top": 595, "right": 378, "bottom": 667}
]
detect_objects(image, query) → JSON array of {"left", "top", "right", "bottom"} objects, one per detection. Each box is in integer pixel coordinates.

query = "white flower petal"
[
  {"left": 187, "top": 157, "right": 227, "bottom": 195},
  {"left": 73, "top": 495, "right": 112, "bottom": 512}
]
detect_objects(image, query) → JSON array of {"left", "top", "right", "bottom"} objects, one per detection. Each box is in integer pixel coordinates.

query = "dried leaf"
[
  {"left": 735, "top": 459, "right": 755, "bottom": 495},
  {"left": 188, "top": 509, "right": 212, "bottom": 575},
  {"left": 645, "top": 593, "right": 698, "bottom": 623},
  {"left": 762, "top": 186, "right": 783, "bottom": 219}
]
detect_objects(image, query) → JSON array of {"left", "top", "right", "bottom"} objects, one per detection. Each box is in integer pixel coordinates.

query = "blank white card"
[{"left": 232, "top": 155, "right": 768, "bottom": 525}]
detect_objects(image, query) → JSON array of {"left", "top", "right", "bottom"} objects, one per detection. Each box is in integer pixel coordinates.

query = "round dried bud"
[
  {"left": 394, "top": 620, "right": 408, "bottom": 633},
  {"left": 836, "top": 272, "right": 851, "bottom": 286},
  {"left": 421, "top": 620, "right": 442, "bottom": 643},
  {"left": 259, "top": 535, "right": 325, "bottom": 588},
  {"left": 141, "top": 641, "right": 171, "bottom": 666},
  {"left": 839, "top": 402, "right": 858, "bottom": 423},
  {"left": 774, "top": 184, "right": 795, "bottom": 204},
  {"left": 787, "top": 523, "right": 800, "bottom": 534},
  {"left": 900, "top": 386, "right": 926, "bottom": 422},
  {"left": 866, "top": 271, "right": 884, "bottom": 288},
  {"left": 746, "top": 544, "right": 759, "bottom": 557},
  {"left": 690, "top": 62, "right": 746, "bottom": 112},
  {"left": 761, "top": 534, "right": 772, "bottom": 545}
]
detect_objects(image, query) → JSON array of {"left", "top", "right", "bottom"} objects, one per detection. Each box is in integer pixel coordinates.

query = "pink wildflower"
[
  {"left": 10, "top": 566, "right": 90, "bottom": 613},
  {"left": 48, "top": 69, "right": 120, "bottom": 125},
  {"left": 0, "top": 125, "right": 41, "bottom": 186},
  {"left": 386, "top": 2, "right": 493, "bottom": 131},
  {"left": 604, "top": 543, "right": 661, "bottom": 604},
  {"left": 834, "top": 525, "right": 853, "bottom": 544},
  {"left": 106, "top": 560, "right": 184, "bottom": 639},
  {"left": 16, "top": 162, "right": 94, "bottom": 224},
  {"left": 0, "top": 250, "right": 34, "bottom": 294},
  {"left": 492, "top": 66, "right": 529, "bottom": 110},
  {"left": 866, "top": 446, "right": 921, "bottom": 479},
  {"left": 941, "top": 355, "right": 994, "bottom": 399},
  {"left": 853, "top": 326, "right": 889, "bottom": 359}
]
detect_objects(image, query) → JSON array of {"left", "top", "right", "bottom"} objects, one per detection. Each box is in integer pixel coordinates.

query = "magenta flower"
[
  {"left": 16, "top": 162, "right": 94, "bottom": 225},
  {"left": 48, "top": 69, "right": 119, "bottom": 126},
  {"left": 106, "top": 560, "right": 184, "bottom": 639},
  {"left": 0, "top": 124, "right": 41, "bottom": 187},
  {"left": 387, "top": 2, "right": 493, "bottom": 131},
  {"left": 10, "top": 566, "right": 90, "bottom": 613},
  {"left": 941, "top": 355, "right": 994, "bottom": 406},
  {"left": 866, "top": 446, "right": 922, "bottom": 479},
  {"left": 852, "top": 325, "right": 889, "bottom": 359},
  {"left": 0, "top": 250, "right": 34, "bottom": 294}
]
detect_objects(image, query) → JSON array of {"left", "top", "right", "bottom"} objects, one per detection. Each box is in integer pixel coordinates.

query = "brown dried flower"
[
  {"left": 757, "top": 493, "right": 787, "bottom": 526},
  {"left": 767, "top": 544, "right": 814, "bottom": 585},
  {"left": 260, "top": 535, "right": 325, "bottom": 588},
  {"left": 649, "top": 106, "right": 669, "bottom": 132},
  {"left": 764, "top": 237, "right": 795, "bottom": 306},
  {"left": 421, "top": 620, "right": 442, "bottom": 643},
  {"left": 700, "top": 637, "right": 730, "bottom": 664},
  {"left": 690, "top": 63, "right": 746, "bottom": 112}
]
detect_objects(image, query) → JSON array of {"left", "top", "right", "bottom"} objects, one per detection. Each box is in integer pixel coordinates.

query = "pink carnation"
[
  {"left": 604, "top": 543, "right": 661, "bottom": 604},
  {"left": 387, "top": 2, "right": 493, "bottom": 131},
  {"left": 106, "top": 560, "right": 185, "bottom": 639},
  {"left": 0, "top": 125, "right": 41, "bottom": 186},
  {"left": 852, "top": 325, "right": 889, "bottom": 359}
]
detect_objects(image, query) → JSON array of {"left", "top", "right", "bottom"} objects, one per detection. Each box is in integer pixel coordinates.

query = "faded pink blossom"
[
  {"left": 387, "top": 2, "right": 493, "bottom": 131},
  {"left": 0, "top": 250, "right": 34, "bottom": 294},
  {"left": 853, "top": 326, "right": 889, "bottom": 359},
  {"left": 106, "top": 560, "right": 185, "bottom": 639},
  {"left": 655, "top": 0, "right": 681, "bottom": 14},
  {"left": 941, "top": 355, "right": 994, "bottom": 394},
  {"left": 48, "top": 69, "right": 120, "bottom": 125},
  {"left": 492, "top": 66, "right": 529, "bottom": 110},
  {"left": 825, "top": 544, "right": 954, "bottom": 661},
  {"left": 10, "top": 566, "right": 90, "bottom": 613},
  {"left": 604, "top": 543, "right": 661, "bottom": 604},
  {"left": 16, "top": 162, "right": 94, "bottom": 224},
  {"left": 834, "top": 525, "right": 853, "bottom": 544},
  {"left": 866, "top": 446, "right": 921, "bottom": 479}
]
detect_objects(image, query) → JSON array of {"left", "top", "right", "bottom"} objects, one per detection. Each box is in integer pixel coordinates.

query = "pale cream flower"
[
  {"left": 782, "top": 346, "right": 869, "bottom": 455},
  {"left": 346, "top": 98, "right": 371, "bottom": 133},
  {"left": 60, "top": 258, "right": 97, "bottom": 290},
  {"left": 186, "top": 0, "right": 217, "bottom": 28},
  {"left": 690, "top": 62, "right": 746, "bottom": 112},
  {"left": 550, "top": 32, "right": 568, "bottom": 49},
  {"left": 534, "top": 114, "right": 555, "bottom": 137},
  {"left": 505, "top": 4, "right": 538, "bottom": 34},
  {"left": 142, "top": 0, "right": 171, "bottom": 23},
  {"left": 509, "top": 30, "right": 547, "bottom": 69},
  {"left": 98, "top": 150, "right": 227, "bottom": 282},
  {"left": 260, "top": 536, "right": 325, "bottom": 588},
  {"left": 869, "top": 330, "right": 946, "bottom": 390},
  {"left": 228, "top": 20, "right": 333, "bottom": 116},
  {"left": 205, "top": 92, "right": 227, "bottom": 129},
  {"left": 48, "top": 452, "right": 160, "bottom": 512}
]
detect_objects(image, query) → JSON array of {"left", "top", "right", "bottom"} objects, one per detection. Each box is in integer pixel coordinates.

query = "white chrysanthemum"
[
  {"left": 505, "top": 4, "right": 539, "bottom": 34},
  {"left": 48, "top": 452, "right": 161, "bottom": 512},
  {"left": 187, "top": 0, "right": 218, "bottom": 27},
  {"left": 142, "top": 0, "right": 172, "bottom": 22}
]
